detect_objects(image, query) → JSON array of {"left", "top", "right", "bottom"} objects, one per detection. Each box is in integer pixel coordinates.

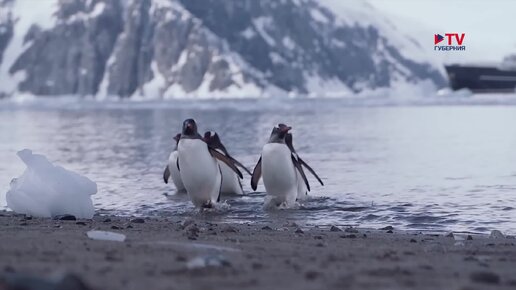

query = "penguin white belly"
[
  {"left": 261, "top": 143, "right": 297, "bottom": 205},
  {"left": 168, "top": 151, "right": 186, "bottom": 193},
  {"left": 178, "top": 139, "right": 221, "bottom": 207},
  {"left": 219, "top": 161, "right": 244, "bottom": 195}
]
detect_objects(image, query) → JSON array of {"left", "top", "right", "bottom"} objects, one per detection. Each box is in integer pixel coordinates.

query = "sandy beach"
[{"left": 1, "top": 211, "right": 515, "bottom": 290}]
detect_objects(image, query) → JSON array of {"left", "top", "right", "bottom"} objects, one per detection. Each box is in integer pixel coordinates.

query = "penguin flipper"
[
  {"left": 292, "top": 155, "right": 310, "bottom": 192},
  {"left": 285, "top": 133, "right": 296, "bottom": 153},
  {"left": 163, "top": 165, "right": 170, "bottom": 184},
  {"left": 251, "top": 157, "right": 262, "bottom": 191},
  {"left": 298, "top": 157, "right": 324, "bottom": 186},
  {"left": 209, "top": 148, "right": 243, "bottom": 178},
  {"left": 217, "top": 164, "right": 222, "bottom": 202},
  {"left": 176, "top": 157, "right": 180, "bottom": 171},
  {"left": 285, "top": 132, "right": 323, "bottom": 186},
  {"left": 204, "top": 132, "right": 252, "bottom": 176}
]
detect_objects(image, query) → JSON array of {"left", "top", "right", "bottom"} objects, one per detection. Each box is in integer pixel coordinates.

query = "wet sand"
[{"left": 1, "top": 210, "right": 515, "bottom": 290}]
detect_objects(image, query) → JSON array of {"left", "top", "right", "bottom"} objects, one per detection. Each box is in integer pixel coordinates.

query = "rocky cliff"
[{"left": 0, "top": 0, "right": 446, "bottom": 98}]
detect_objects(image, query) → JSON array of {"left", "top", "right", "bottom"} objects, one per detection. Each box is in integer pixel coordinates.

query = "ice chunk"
[
  {"left": 86, "top": 230, "right": 126, "bottom": 242},
  {"left": 6, "top": 149, "right": 97, "bottom": 219}
]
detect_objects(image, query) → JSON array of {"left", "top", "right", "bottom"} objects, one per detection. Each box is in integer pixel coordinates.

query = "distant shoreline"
[{"left": 1, "top": 210, "right": 515, "bottom": 290}]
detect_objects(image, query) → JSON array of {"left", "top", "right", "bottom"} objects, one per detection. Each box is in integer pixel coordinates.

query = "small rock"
[
  {"left": 386, "top": 230, "right": 393, "bottom": 234},
  {"left": 111, "top": 225, "right": 121, "bottom": 230},
  {"left": 103, "top": 218, "right": 112, "bottom": 223},
  {"left": 489, "top": 230, "right": 505, "bottom": 239},
  {"left": 252, "top": 262, "right": 263, "bottom": 270},
  {"left": 126, "top": 224, "right": 133, "bottom": 229},
  {"left": 181, "top": 218, "right": 195, "bottom": 229},
  {"left": 221, "top": 225, "right": 238, "bottom": 233},
  {"left": 330, "top": 225, "right": 342, "bottom": 232},
  {"left": 54, "top": 214, "right": 76, "bottom": 221},
  {"left": 23, "top": 216, "right": 33, "bottom": 220},
  {"left": 410, "top": 239, "right": 417, "bottom": 243},
  {"left": 313, "top": 235, "right": 323, "bottom": 240},
  {"left": 363, "top": 234, "right": 367, "bottom": 238},
  {"left": 261, "top": 226, "right": 273, "bottom": 231},
  {"left": 76, "top": 222, "right": 87, "bottom": 226},
  {"left": 340, "top": 234, "right": 357, "bottom": 239},
  {"left": 130, "top": 218, "right": 145, "bottom": 224},
  {"left": 445, "top": 232, "right": 454, "bottom": 238},
  {"left": 379, "top": 226, "right": 394, "bottom": 230},
  {"left": 19, "top": 222, "right": 28, "bottom": 226},
  {"left": 305, "top": 270, "right": 320, "bottom": 280},
  {"left": 315, "top": 242, "right": 325, "bottom": 247},
  {"left": 345, "top": 227, "right": 358, "bottom": 233},
  {"left": 467, "top": 235, "right": 473, "bottom": 240},
  {"left": 470, "top": 271, "right": 500, "bottom": 284},
  {"left": 105, "top": 251, "right": 123, "bottom": 262},
  {"left": 3, "top": 265, "right": 15, "bottom": 272},
  {"left": 283, "top": 222, "right": 299, "bottom": 227},
  {"left": 184, "top": 224, "right": 199, "bottom": 240},
  {"left": 295, "top": 228, "right": 304, "bottom": 234}
]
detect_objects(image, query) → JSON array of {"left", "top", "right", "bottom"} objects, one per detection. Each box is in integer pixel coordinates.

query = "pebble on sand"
[
  {"left": 470, "top": 271, "right": 500, "bottom": 284},
  {"left": 379, "top": 226, "right": 394, "bottom": 231},
  {"left": 221, "top": 225, "right": 238, "bottom": 233},
  {"left": 54, "top": 214, "right": 77, "bottom": 221},
  {"left": 489, "top": 230, "right": 505, "bottom": 239},
  {"left": 330, "top": 226, "right": 342, "bottom": 232}
]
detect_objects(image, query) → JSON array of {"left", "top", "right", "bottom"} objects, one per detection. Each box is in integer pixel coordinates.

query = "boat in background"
[{"left": 445, "top": 55, "right": 516, "bottom": 93}]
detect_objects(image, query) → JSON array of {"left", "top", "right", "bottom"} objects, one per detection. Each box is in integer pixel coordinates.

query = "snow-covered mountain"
[{"left": 0, "top": 0, "right": 446, "bottom": 99}]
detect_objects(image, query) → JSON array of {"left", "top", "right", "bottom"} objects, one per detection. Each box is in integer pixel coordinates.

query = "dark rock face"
[
  {"left": 0, "top": 1, "right": 14, "bottom": 65},
  {"left": 10, "top": 0, "right": 123, "bottom": 96},
  {"left": 106, "top": 0, "right": 264, "bottom": 98},
  {"left": 1, "top": 0, "right": 446, "bottom": 97},
  {"left": 180, "top": 0, "right": 446, "bottom": 93}
]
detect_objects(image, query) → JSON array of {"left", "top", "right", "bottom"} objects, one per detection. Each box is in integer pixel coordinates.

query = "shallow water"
[{"left": 1, "top": 98, "right": 516, "bottom": 234}]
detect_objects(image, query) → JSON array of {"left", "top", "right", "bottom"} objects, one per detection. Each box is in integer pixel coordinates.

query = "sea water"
[{"left": 1, "top": 97, "right": 515, "bottom": 234}]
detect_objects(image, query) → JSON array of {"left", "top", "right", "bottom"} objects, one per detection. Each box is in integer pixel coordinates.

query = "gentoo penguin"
[
  {"left": 163, "top": 133, "right": 186, "bottom": 193},
  {"left": 177, "top": 119, "right": 243, "bottom": 207},
  {"left": 251, "top": 124, "right": 323, "bottom": 206},
  {"left": 204, "top": 131, "right": 252, "bottom": 195}
]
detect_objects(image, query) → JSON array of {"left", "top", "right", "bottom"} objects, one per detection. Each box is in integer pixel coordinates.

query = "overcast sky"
[{"left": 368, "top": 0, "right": 516, "bottom": 64}]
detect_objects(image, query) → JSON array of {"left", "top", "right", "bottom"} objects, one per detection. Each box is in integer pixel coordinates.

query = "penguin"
[
  {"left": 204, "top": 131, "right": 252, "bottom": 195},
  {"left": 251, "top": 124, "right": 323, "bottom": 206},
  {"left": 163, "top": 133, "right": 186, "bottom": 194},
  {"left": 176, "top": 119, "right": 243, "bottom": 207}
]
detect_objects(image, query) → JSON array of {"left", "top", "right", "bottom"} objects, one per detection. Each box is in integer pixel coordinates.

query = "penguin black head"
[
  {"left": 203, "top": 131, "right": 213, "bottom": 141},
  {"left": 182, "top": 119, "right": 198, "bottom": 136},
  {"left": 269, "top": 123, "right": 291, "bottom": 143}
]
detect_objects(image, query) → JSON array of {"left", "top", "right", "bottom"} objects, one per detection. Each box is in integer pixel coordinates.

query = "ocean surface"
[{"left": 1, "top": 97, "right": 516, "bottom": 234}]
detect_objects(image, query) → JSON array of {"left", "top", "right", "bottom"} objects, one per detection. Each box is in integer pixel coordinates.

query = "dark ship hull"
[{"left": 445, "top": 65, "right": 516, "bottom": 93}]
